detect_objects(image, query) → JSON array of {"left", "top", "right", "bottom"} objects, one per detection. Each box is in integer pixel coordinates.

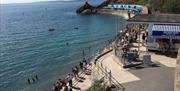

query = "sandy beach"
[{"left": 97, "top": 9, "right": 135, "bottom": 19}]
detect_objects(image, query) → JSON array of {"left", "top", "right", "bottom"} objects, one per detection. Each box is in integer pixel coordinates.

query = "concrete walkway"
[
  {"left": 97, "top": 52, "right": 140, "bottom": 84},
  {"left": 97, "top": 50, "right": 176, "bottom": 91}
]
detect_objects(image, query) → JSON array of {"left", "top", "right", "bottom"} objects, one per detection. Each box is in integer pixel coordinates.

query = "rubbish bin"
[
  {"left": 143, "top": 53, "right": 152, "bottom": 65},
  {"left": 127, "top": 52, "right": 134, "bottom": 62}
]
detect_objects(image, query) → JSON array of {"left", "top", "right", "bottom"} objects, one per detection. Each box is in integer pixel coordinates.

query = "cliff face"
[{"left": 76, "top": 2, "right": 97, "bottom": 15}]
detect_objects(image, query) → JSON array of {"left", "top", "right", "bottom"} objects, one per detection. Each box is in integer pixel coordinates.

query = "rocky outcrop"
[{"left": 76, "top": 2, "right": 97, "bottom": 15}]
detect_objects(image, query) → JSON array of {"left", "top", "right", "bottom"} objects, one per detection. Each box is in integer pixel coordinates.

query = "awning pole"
[{"left": 138, "top": 24, "right": 140, "bottom": 54}]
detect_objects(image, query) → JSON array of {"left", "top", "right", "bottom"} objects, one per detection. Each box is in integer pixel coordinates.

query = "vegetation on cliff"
[{"left": 76, "top": 0, "right": 180, "bottom": 14}]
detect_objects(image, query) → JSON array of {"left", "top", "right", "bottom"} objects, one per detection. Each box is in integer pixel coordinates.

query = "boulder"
[
  {"left": 76, "top": 2, "right": 96, "bottom": 14},
  {"left": 81, "top": 9, "right": 92, "bottom": 15}
]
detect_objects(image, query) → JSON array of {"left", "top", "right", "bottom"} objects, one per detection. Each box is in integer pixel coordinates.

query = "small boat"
[
  {"left": 48, "top": 28, "right": 55, "bottom": 31},
  {"left": 74, "top": 27, "right": 79, "bottom": 30}
]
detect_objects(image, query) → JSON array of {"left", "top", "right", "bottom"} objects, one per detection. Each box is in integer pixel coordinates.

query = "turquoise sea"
[{"left": 0, "top": 1, "right": 125, "bottom": 91}]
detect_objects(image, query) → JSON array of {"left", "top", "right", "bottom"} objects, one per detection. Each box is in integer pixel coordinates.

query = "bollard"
[
  {"left": 97, "top": 60, "right": 100, "bottom": 75},
  {"left": 101, "top": 64, "right": 104, "bottom": 75},
  {"left": 109, "top": 70, "right": 112, "bottom": 86},
  {"left": 105, "top": 67, "right": 108, "bottom": 79},
  {"left": 101, "top": 62, "right": 103, "bottom": 68}
]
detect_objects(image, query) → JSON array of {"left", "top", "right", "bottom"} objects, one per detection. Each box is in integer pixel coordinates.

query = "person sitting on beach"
[
  {"left": 59, "top": 79, "right": 66, "bottom": 86},
  {"left": 56, "top": 81, "right": 62, "bottom": 91},
  {"left": 52, "top": 84, "right": 56, "bottom": 91},
  {"left": 64, "top": 86, "right": 68, "bottom": 91},
  {"left": 69, "top": 88, "right": 73, "bottom": 91},
  {"left": 55, "top": 82, "right": 60, "bottom": 91}
]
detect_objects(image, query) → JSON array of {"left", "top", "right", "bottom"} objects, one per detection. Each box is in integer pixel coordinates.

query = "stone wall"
[{"left": 175, "top": 48, "right": 180, "bottom": 91}]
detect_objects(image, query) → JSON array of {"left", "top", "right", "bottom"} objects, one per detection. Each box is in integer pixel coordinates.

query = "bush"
[{"left": 87, "top": 83, "right": 106, "bottom": 91}]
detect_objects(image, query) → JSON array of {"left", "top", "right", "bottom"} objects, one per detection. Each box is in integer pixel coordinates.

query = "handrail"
[
  {"left": 93, "top": 47, "right": 125, "bottom": 91},
  {"left": 97, "top": 65, "right": 125, "bottom": 91}
]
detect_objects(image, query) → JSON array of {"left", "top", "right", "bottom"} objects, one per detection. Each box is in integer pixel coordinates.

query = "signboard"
[{"left": 152, "top": 31, "right": 180, "bottom": 36}]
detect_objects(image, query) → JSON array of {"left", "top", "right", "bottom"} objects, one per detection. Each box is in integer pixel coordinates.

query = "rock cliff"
[{"left": 76, "top": 2, "right": 97, "bottom": 15}]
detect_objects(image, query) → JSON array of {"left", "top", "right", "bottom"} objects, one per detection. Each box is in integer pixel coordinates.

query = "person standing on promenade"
[
  {"left": 79, "top": 62, "right": 83, "bottom": 72},
  {"left": 142, "top": 33, "right": 146, "bottom": 46},
  {"left": 66, "top": 74, "right": 73, "bottom": 87},
  {"left": 75, "top": 66, "right": 79, "bottom": 77},
  {"left": 83, "top": 58, "right": 87, "bottom": 71},
  {"left": 72, "top": 67, "right": 78, "bottom": 79}
]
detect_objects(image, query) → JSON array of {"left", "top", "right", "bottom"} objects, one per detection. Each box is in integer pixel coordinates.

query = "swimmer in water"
[
  {"left": 27, "top": 78, "right": 31, "bottom": 84},
  {"left": 66, "top": 42, "right": 69, "bottom": 46},
  {"left": 35, "top": 75, "right": 38, "bottom": 80},
  {"left": 32, "top": 78, "right": 36, "bottom": 83}
]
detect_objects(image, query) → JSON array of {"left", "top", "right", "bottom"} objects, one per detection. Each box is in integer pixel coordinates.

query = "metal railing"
[{"left": 93, "top": 48, "right": 125, "bottom": 91}]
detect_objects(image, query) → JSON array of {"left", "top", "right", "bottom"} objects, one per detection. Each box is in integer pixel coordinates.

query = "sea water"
[{"left": 0, "top": 1, "right": 125, "bottom": 91}]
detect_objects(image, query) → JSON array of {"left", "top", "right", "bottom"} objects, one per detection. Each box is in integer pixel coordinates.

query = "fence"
[{"left": 93, "top": 48, "right": 125, "bottom": 91}]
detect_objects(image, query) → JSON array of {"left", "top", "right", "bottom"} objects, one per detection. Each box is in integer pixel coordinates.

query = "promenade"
[{"left": 71, "top": 20, "right": 178, "bottom": 91}]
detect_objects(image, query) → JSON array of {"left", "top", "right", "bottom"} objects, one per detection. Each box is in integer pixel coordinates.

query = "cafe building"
[{"left": 127, "top": 14, "right": 180, "bottom": 53}]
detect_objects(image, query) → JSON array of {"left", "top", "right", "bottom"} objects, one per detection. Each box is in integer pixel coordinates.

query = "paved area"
[
  {"left": 99, "top": 51, "right": 175, "bottom": 91},
  {"left": 72, "top": 39, "right": 176, "bottom": 91},
  {"left": 97, "top": 52, "right": 140, "bottom": 84},
  {"left": 175, "top": 49, "right": 180, "bottom": 91}
]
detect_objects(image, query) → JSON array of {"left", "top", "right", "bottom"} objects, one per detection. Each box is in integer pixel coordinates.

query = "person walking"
[{"left": 142, "top": 33, "right": 146, "bottom": 46}]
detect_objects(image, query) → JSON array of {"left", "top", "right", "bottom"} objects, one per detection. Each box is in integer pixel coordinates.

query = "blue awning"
[{"left": 150, "top": 24, "right": 180, "bottom": 39}]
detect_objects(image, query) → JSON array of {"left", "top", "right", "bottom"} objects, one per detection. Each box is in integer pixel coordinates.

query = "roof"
[
  {"left": 150, "top": 24, "right": 180, "bottom": 39},
  {"left": 127, "top": 14, "right": 180, "bottom": 23}
]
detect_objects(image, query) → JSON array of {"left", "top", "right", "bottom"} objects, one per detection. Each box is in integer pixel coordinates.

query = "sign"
[{"left": 152, "top": 31, "right": 180, "bottom": 36}]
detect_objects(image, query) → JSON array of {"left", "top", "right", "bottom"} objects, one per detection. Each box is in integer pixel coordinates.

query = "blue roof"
[{"left": 107, "top": 4, "right": 142, "bottom": 14}]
